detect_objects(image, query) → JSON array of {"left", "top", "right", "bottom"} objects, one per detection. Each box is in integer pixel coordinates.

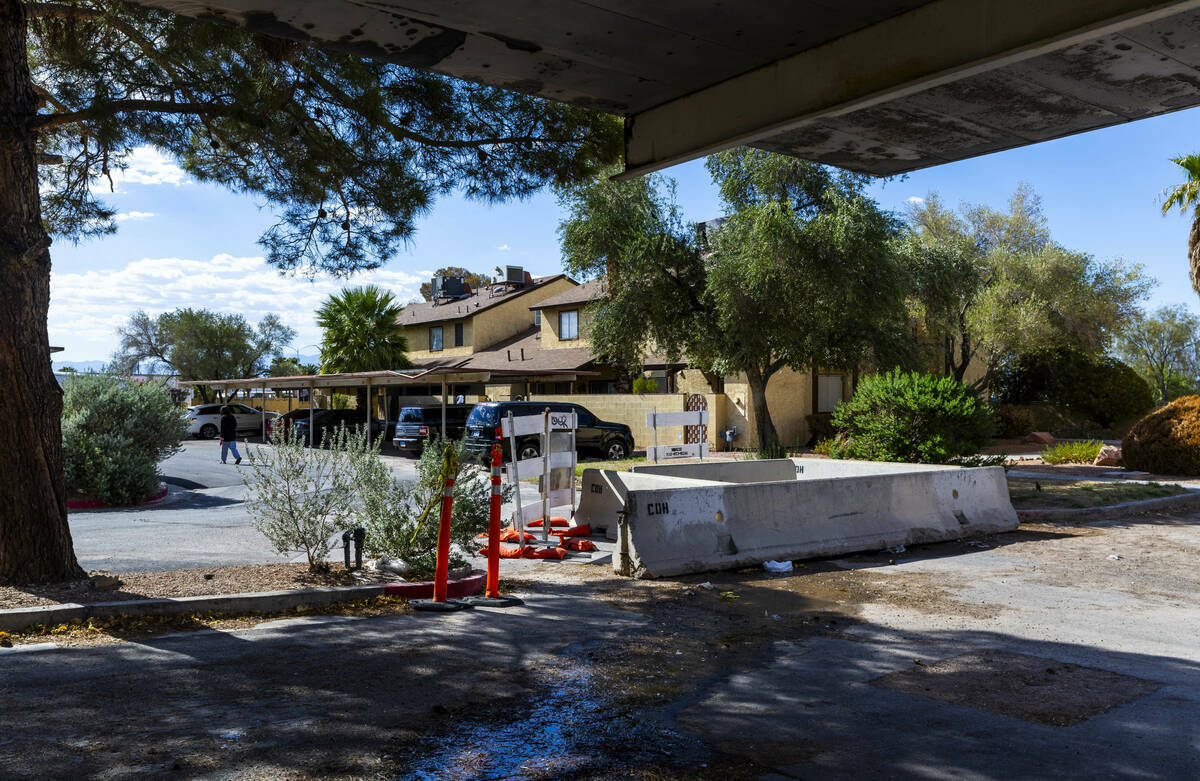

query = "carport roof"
[
  {"left": 179, "top": 364, "right": 595, "bottom": 391},
  {"left": 130, "top": 1, "right": 1200, "bottom": 177}
]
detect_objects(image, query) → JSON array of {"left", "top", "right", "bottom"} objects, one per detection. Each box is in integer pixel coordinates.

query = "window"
[
  {"left": 559, "top": 309, "right": 579, "bottom": 340},
  {"left": 534, "top": 310, "right": 541, "bottom": 326},
  {"left": 429, "top": 325, "right": 443, "bottom": 351},
  {"left": 454, "top": 322, "right": 464, "bottom": 347}
]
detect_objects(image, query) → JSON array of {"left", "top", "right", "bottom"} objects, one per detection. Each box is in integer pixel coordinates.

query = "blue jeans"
[{"left": 221, "top": 440, "right": 241, "bottom": 463}]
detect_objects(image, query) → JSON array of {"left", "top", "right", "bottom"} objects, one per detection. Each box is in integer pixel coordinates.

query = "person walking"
[{"left": 219, "top": 405, "right": 242, "bottom": 465}]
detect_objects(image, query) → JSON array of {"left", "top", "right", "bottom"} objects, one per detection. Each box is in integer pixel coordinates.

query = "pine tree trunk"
[{"left": 0, "top": 0, "right": 83, "bottom": 584}]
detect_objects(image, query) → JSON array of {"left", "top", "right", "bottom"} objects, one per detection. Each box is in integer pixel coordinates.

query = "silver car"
[{"left": 186, "top": 403, "right": 279, "bottom": 439}]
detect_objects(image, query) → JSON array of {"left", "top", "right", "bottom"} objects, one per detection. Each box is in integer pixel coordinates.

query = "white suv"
[{"left": 186, "top": 403, "right": 279, "bottom": 439}]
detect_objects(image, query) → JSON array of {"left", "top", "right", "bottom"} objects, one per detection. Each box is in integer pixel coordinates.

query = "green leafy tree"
[
  {"left": 1161, "top": 155, "right": 1200, "bottom": 300},
  {"left": 0, "top": 0, "right": 618, "bottom": 583},
  {"left": 559, "top": 150, "right": 911, "bottom": 449},
  {"left": 903, "top": 185, "right": 1150, "bottom": 387},
  {"left": 419, "top": 267, "right": 491, "bottom": 300},
  {"left": 1118, "top": 305, "right": 1200, "bottom": 404},
  {"left": 317, "top": 285, "right": 410, "bottom": 410},
  {"left": 113, "top": 308, "right": 295, "bottom": 400},
  {"left": 268, "top": 356, "right": 319, "bottom": 377}
]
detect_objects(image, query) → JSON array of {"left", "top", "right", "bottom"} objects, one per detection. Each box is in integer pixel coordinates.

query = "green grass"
[
  {"left": 1007, "top": 477, "right": 1186, "bottom": 509},
  {"left": 1041, "top": 440, "right": 1104, "bottom": 465},
  {"left": 574, "top": 457, "right": 646, "bottom": 478}
]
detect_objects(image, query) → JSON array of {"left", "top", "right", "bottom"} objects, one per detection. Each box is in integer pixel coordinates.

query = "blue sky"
[{"left": 49, "top": 106, "right": 1200, "bottom": 364}]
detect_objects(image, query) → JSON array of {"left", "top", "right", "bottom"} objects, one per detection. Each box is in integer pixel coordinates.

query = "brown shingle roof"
[
  {"left": 461, "top": 328, "right": 595, "bottom": 373},
  {"left": 528, "top": 278, "right": 605, "bottom": 311},
  {"left": 398, "top": 274, "right": 571, "bottom": 326}
]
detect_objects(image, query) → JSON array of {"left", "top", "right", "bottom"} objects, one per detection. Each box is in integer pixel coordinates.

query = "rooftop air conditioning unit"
[
  {"left": 432, "top": 275, "right": 467, "bottom": 300},
  {"left": 505, "top": 265, "right": 525, "bottom": 286}
]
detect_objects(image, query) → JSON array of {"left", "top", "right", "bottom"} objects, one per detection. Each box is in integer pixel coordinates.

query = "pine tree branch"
[
  {"left": 23, "top": 2, "right": 99, "bottom": 19},
  {"left": 31, "top": 100, "right": 228, "bottom": 130}
]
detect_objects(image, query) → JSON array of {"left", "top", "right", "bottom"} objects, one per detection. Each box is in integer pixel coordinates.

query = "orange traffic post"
[
  {"left": 432, "top": 470, "right": 456, "bottom": 603},
  {"left": 486, "top": 443, "right": 503, "bottom": 598}
]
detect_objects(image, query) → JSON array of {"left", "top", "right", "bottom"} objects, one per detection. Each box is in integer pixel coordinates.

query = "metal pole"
[
  {"left": 261, "top": 383, "right": 267, "bottom": 441},
  {"left": 652, "top": 406, "right": 658, "bottom": 464},
  {"left": 365, "top": 377, "right": 373, "bottom": 448},
  {"left": 441, "top": 377, "right": 448, "bottom": 443},
  {"left": 507, "top": 411, "right": 524, "bottom": 538},
  {"left": 308, "top": 382, "right": 315, "bottom": 447}
]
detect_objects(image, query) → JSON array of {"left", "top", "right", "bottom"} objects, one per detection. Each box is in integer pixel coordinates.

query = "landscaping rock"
[
  {"left": 1026, "top": 431, "right": 1055, "bottom": 445},
  {"left": 88, "top": 574, "right": 122, "bottom": 591},
  {"left": 371, "top": 558, "right": 412, "bottom": 577},
  {"left": 1094, "top": 444, "right": 1122, "bottom": 466}
]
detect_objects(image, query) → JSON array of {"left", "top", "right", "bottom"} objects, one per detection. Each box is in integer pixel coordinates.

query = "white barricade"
[
  {"left": 503, "top": 408, "right": 578, "bottom": 543},
  {"left": 646, "top": 408, "right": 709, "bottom": 463}
]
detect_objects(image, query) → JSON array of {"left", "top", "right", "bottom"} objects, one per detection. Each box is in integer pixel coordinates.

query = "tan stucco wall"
[
  {"left": 402, "top": 277, "right": 576, "bottom": 359},
  {"left": 533, "top": 393, "right": 726, "bottom": 451},
  {"left": 539, "top": 303, "right": 593, "bottom": 349}
]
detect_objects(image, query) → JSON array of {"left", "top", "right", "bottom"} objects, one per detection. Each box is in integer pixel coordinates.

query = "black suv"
[
  {"left": 463, "top": 401, "right": 634, "bottom": 463},
  {"left": 391, "top": 404, "right": 474, "bottom": 454}
]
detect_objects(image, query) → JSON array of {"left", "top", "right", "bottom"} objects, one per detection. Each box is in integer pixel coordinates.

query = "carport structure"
[
  {"left": 130, "top": 0, "right": 1200, "bottom": 177},
  {"left": 181, "top": 365, "right": 590, "bottom": 446}
]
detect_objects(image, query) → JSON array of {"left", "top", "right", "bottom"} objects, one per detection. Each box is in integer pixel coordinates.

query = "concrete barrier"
[{"left": 576, "top": 460, "right": 1017, "bottom": 578}]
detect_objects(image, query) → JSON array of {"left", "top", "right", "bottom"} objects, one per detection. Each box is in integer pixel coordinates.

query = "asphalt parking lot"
[{"left": 68, "top": 439, "right": 419, "bottom": 572}]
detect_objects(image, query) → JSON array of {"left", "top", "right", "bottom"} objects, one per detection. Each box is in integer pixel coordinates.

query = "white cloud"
[
  {"left": 113, "top": 211, "right": 155, "bottom": 222},
  {"left": 49, "top": 254, "right": 424, "bottom": 358},
  {"left": 496, "top": 243, "right": 511, "bottom": 251},
  {"left": 905, "top": 196, "right": 925, "bottom": 206},
  {"left": 108, "top": 146, "right": 189, "bottom": 188}
]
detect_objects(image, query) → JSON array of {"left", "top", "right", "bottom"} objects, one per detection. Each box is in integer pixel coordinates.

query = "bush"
[
  {"left": 1042, "top": 440, "right": 1103, "bottom": 465},
  {"left": 1122, "top": 395, "right": 1200, "bottom": 475},
  {"left": 830, "top": 369, "right": 995, "bottom": 464},
  {"left": 243, "top": 425, "right": 377, "bottom": 569},
  {"left": 360, "top": 436, "right": 511, "bottom": 578},
  {"left": 992, "top": 351, "right": 1152, "bottom": 429},
  {"left": 631, "top": 376, "right": 659, "bottom": 394},
  {"left": 62, "top": 374, "right": 185, "bottom": 505}
]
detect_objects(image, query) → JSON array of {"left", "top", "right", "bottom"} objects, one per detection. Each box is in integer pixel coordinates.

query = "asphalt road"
[{"left": 68, "top": 440, "right": 420, "bottom": 573}]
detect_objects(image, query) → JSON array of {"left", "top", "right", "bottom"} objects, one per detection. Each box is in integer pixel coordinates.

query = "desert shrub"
[
  {"left": 360, "top": 436, "right": 511, "bottom": 578},
  {"left": 830, "top": 369, "right": 995, "bottom": 463},
  {"left": 244, "top": 425, "right": 371, "bottom": 569},
  {"left": 1122, "top": 395, "right": 1200, "bottom": 475},
  {"left": 1041, "top": 440, "right": 1103, "bottom": 465},
  {"left": 61, "top": 374, "right": 185, "bottom": 504},
  {"left": 631, "top": 376, "right": 659, "bottom": 394},
  {"left": 812, "top": 438, "right": 836, "bottom": 456}
]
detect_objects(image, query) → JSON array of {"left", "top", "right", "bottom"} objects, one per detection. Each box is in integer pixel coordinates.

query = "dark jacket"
[{"left": 219, "top": 413, "right": 238, "bottom": 441}]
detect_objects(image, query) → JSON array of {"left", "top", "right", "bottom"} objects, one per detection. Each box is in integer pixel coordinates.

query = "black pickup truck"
[{"left": 391, "top": 404, "right": 474, "bottom": 454}]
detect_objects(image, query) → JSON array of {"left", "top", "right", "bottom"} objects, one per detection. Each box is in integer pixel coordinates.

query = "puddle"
[{"left": 400, "top": 659, "right": 711, "bottom": 779}]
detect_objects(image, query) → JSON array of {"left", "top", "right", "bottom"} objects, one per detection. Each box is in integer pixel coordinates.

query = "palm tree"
[
  {"left": 1162, "top": 155, "right": 1200, "bottom": 299},
  {"left": 316, "top": 285, "right": 411, "bottom": 413}
]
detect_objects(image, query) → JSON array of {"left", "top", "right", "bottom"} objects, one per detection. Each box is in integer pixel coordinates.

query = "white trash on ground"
[{"left": 764, "top": 560, "right": 793, "bottom": 573}]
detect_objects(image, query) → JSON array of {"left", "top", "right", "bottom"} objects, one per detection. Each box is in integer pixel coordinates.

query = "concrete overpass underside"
[{"left": 136, "top": 0, "right": 1200, "bottom": 176}]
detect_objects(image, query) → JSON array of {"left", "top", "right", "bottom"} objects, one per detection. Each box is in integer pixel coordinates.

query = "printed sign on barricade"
[{"left": 646, "top": 442, "right": 710, "bottom": 461}]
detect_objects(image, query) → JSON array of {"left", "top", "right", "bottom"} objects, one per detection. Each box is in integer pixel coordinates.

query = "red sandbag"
[
  {"left": 478, "top": 526, "right": 536, "bottom": 543},
  {"left": 560, "top": 538, "right": 596, "bottom": 552},
  {"left": 478, "top": 544, "right": 527, "bottom": 559},
  {"left": 527, "top": 517, "right": 569, "bottom": 528},
  {"left": 522, "top": 546, "right": 568, "bottom": 560},
  {"left": 550, "top": 524, "right": 592, "bottom": 539}
]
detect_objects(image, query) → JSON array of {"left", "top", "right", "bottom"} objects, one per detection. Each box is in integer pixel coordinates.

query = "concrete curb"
[
  {"left": 66, "top": 483, "right": 170, "bottom": 511},
  {"left": 0, "top": 570, "right": 486, "bottom": 633},
  {"left": 1017, "top": 490, "right": 1200, "bottom": 522}
]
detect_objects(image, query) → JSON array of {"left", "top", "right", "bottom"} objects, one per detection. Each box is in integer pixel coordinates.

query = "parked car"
[
  {"left": 267, "top": 408, "right": 329, "bottom": 437},
  {"left": 290, "top": 409, "right": 389, "bottom": 447},
  {"left": 392, "top": 404, "right": 474, "bottom": 454},
  {"left": 463, "top": 401, "right": 634, "bottom": 463},
  {"left": 186, "top": 403, "right": 280, "bottom": 439}
]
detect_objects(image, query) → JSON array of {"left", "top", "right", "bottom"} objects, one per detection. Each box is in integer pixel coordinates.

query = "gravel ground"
[{"left": 0, "top": 563, "right": 391, "bottom": 609}]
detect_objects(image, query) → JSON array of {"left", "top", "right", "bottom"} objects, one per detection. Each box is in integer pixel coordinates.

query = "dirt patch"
[
  {"left": 872, "top": 650, "right": 1160, "bottom": 726},
  {"left": 1008, "top": 477, "right": 1187, "bottom": 509},
  {"left": 0, "top": 563, "right": 385, "bottom": 609}
]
